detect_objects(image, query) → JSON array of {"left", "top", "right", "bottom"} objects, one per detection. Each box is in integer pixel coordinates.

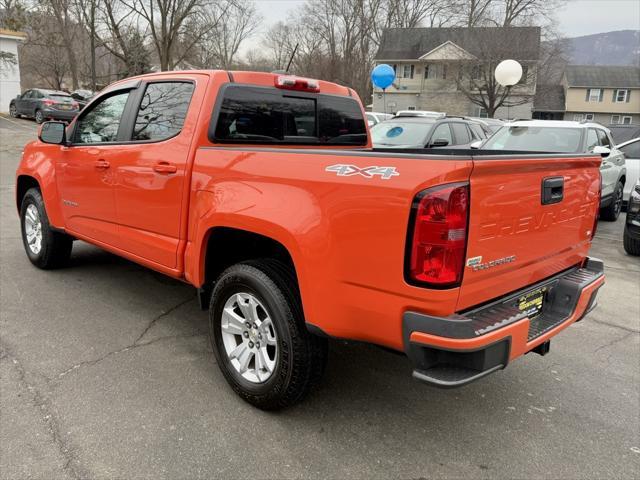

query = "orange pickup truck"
[{"left": 16, "top": 71, "right": 604, "bottom": 409}]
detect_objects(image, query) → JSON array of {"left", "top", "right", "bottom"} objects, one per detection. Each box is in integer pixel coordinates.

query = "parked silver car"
[{"left": 480, "top": 120, "right": 626, "bottom": 221}]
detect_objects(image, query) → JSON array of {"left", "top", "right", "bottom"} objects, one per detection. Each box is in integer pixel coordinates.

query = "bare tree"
[
  {"left": 0, "top": 0, "right": 28, "bottom": 30},
  {"left": 121, "top": 0, "right": 205, "bottom": 70},
  {"left": 96, "top": 0, "right": 151, "bottom": 76},
  {"left": 452, "top": 28, "right": 541, "bottom": 117},
  {"left": 208, "top": 0, "right": 261, "bottom": 69},
  {"left": 500, "top": 0, "right": 562, "bottom": 26},
  {"left": 454, "top": 0, "right": 496, "bottom": 27},
  {"left": 41, "top": 0, "right": 81, "bottom": 88},
  {"left": 74, "top": 0, "right": 99, "bottom": 89}
]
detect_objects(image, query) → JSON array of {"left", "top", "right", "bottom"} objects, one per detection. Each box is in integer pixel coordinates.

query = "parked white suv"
[{"left": 481, "top": 120, "right": 627, "bottom": 221}]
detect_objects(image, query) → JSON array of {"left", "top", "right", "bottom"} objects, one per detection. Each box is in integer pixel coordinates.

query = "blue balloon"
[{"left": 371, "top": 64, "right": 395, "bottom": 89}]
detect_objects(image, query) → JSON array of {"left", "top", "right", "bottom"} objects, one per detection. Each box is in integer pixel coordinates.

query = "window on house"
[
  {"left": 517, "top": 65, "right": 529, "bottom": 84},
  {"left": 587, "top": 88, "right": 602, "bottom": 102},
  {"left": 404, "top": 65, "right": 415, "bottom": 79},
  {"left": 623, "top": 116, "right": 633, "bottom": 124},
  {"left": 395, "top": 64, "right": 414, "bottom": 79},
  {"left": 425, "top": 64, "right": 446, "bottom": 80},
  {"left": 614, "top": 89, "right": 629, "bottom": 102},
  {"left": 584, "top": 113, "right": 594, "bottom": 121},
  {"left": 573, "top": 114, "right": 583, "bottom": 121},
  {"left": 471, "top": 65, "right": 483, "bottom": 80},
  {"left": 475, "top": 107, "right": 488, "bottom": 118},
  {"left": 611, "top": 115, "right": 621, "bottom": 124}
]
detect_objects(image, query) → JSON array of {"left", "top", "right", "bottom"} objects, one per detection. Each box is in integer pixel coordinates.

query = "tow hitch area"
[{"left": 530, "top": 340, "right": 551, "bottom": 356}]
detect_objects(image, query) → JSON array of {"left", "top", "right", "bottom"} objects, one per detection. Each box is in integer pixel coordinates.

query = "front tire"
[
  {"left": 600, "top": 181, "right": 623, "bottom": 221},
  {"left": 623, "top": 224, "right": 640, "bottom": 256},
  {"left": 34, "top": 109, "right": 44, "bottom": 124},
  {"left": 20, "top": 188, "right": 73, "bottom": 269},
  {"left": 209, "top": 260, "right": 327, "bottom": 410}
]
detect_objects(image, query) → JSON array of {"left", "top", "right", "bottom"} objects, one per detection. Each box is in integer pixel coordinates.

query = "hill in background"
[{"left": 563, "top": 30, "right": 640, "bottom": 66}]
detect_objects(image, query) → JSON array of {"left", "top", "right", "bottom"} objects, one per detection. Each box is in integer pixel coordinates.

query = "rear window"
[
  {"left": 483, "top": 126, "right": 584, "bottom": 153},
  {"left": 50, "top": 94, "right": 72, "bottom": 101},
  {"left": 211, "top": 85, "right": 366, "bottom": 145},
  {"left": 370, "top": 120, "right": 434, "bottom": 147}
]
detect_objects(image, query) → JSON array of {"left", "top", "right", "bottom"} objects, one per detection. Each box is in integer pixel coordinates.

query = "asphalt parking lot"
[{"left": 1, "top": 115, "right": 639, "bottom": 479}]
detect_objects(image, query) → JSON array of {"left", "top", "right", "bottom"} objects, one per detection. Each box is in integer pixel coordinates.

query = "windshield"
[
  {"left": 370, "top": 121, "right": 433, "bottom": 147},
  {"left": 483, "top": 126, "right": 584, "bottom": 153}
]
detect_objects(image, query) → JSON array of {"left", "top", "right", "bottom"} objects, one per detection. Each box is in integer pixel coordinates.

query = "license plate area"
[{"left": 517, "top": 286, "right": 547, "bottom": 319}]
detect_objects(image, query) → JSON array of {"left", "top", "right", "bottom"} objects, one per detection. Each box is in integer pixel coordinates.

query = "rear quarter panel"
[{"left": 186, "top": 148, "right": 473, "bottom": 349}]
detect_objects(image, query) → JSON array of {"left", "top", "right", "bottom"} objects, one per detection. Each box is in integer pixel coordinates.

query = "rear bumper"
[
  {"left": 404, "top": 257, "right": 605, "bottom": 388},
  {"left": 42, "top": 108, "right": 78, "bottom": 122}
]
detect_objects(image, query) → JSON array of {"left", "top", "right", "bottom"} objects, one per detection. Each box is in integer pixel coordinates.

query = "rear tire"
[
  {"left": 20, "top": 188, "right": 73, "bottom": 269},
  {"left": 600, "top": 181, "right": 623, "bottom": 221},
  {"left": 9, "top": 103, "right": 19, "bottom": 118},
  {"left": 209, "top": 259, "right": 327, "bottom": 410},
  {"left": 623, "top": 225, "right": 640, "bottom": 256},
  {"left": 35, "top": 109, "right": 44, "bottom": 124}
]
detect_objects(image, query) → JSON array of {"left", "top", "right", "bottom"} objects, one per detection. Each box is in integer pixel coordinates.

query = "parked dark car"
[
  {"left": 370, "top": 114, "right": 487, "bottom": 149},
  {"left": 624, "top": 180, "right": 640, "bottom": 256},
  {"left": 70, "top": 89, "right": 95, "bottom": 109},
  {"left": 9, "top": 89, "right": 80, "bottom": 123}
]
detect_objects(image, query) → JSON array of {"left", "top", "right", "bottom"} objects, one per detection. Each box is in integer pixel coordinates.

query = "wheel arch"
[
  {"left": 197, "top": 226, "right": 304, "bottom": 312},
  {"left": 16, "top": 175, "right": 40, "bottom": 212}
]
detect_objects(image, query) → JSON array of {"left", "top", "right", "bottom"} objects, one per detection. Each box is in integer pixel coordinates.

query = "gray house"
[{"left": 372, "top": 27, "right": 540, "bottom": 118}]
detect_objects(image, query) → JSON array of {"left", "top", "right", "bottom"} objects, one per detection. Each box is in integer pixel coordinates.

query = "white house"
[{"left": 0, "top": 29, "right": 26, "bottom": 114}]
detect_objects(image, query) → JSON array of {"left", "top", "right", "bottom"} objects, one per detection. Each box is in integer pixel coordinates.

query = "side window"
[
  {"left": 430, "top": 123, "right": 453, "bottom": 146},
  {"left": 596, "top": 129, "right": 611, "bottom": 147},
  {"left": 22, "top": 90, "right": 33, "bottom": 99},
  {"left": 586, "top": 129, "right": 599, "bottom": 151},
  {"left": 74, "top": 91, "right": 130, "bottom": 144},
  {"left": 451, "top": 123, "right": 471, "bottom": 145},
  {"left": 132, "top": 82, "right": 194, "bottom": 141}
]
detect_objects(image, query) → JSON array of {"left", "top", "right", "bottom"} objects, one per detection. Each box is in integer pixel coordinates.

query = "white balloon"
[{"left": 494, "top": 59, "right": 523, "bottom": 87}]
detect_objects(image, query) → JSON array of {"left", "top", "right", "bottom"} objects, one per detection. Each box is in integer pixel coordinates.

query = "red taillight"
[
  {"left": 275, "top": 75, "right": 320, "bottom": 92},
  {"left": 406, "top": 183, "right": 469, "bottom": 288},
  {"left": 43, "top": 99, "right": 55, "bottom": 106}
]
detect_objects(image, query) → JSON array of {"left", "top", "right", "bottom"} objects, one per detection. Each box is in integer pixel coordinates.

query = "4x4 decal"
[{"left": 325, "top": 164, "right": 399, "bottom": 180}]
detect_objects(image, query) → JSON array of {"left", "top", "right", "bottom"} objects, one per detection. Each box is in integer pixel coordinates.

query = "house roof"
[
  {"left": 533, "top": 85, "right": 565, "bottom": 112},
  {"left": 565, "top": 65, "right": 640, "bottom": 88},
  {"left": 0, "top": 28, "right": 27, "bottom": 40},
  {"left": 376, "top": 27, "right": 541, "bottom": 61}
]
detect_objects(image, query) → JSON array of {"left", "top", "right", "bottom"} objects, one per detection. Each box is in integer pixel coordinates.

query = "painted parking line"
[{"left": 0, "top": 116, "right": 37, "bottom": 132}]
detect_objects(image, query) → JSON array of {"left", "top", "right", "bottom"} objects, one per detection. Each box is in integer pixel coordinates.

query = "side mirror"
[
  {"left": 39, "top": 121, "right": 67, "bottom": 145},
  {"left": 430, "top": 138, "right": 449, "bottom": 147},
  {"left": 592, "top": 145, "right": 610, "bottom": 157},
  {"left": 470, "top": 140, "right": 482, "bottom": 149}
]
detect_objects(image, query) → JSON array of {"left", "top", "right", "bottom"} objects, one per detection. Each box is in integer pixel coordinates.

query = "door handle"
[
  {"left": 153, "top": 162, "right": 177, "bottom": 174},
  {"left": 94, "top": 159, "right": 110, "bottom": 169},
  {"left": 541, "top": 176, "right": 564, "bottom": 205}
]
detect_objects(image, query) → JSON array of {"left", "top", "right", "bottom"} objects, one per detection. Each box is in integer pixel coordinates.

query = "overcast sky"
[{"left": 251, "top": 0, "right": 640, "bottom": 39}]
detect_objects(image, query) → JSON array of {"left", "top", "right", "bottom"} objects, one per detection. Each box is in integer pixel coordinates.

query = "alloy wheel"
[
  {"left": 220, "top": 292, "right": 278, "bottom": 383},
  {"left": 24, "top": 204, "right": 43, "bottom": 255}
]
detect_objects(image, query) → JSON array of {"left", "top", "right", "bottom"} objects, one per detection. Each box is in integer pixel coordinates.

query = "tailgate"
[{"left": 457, "top": 154, "right": 601, "bottom": 310}]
